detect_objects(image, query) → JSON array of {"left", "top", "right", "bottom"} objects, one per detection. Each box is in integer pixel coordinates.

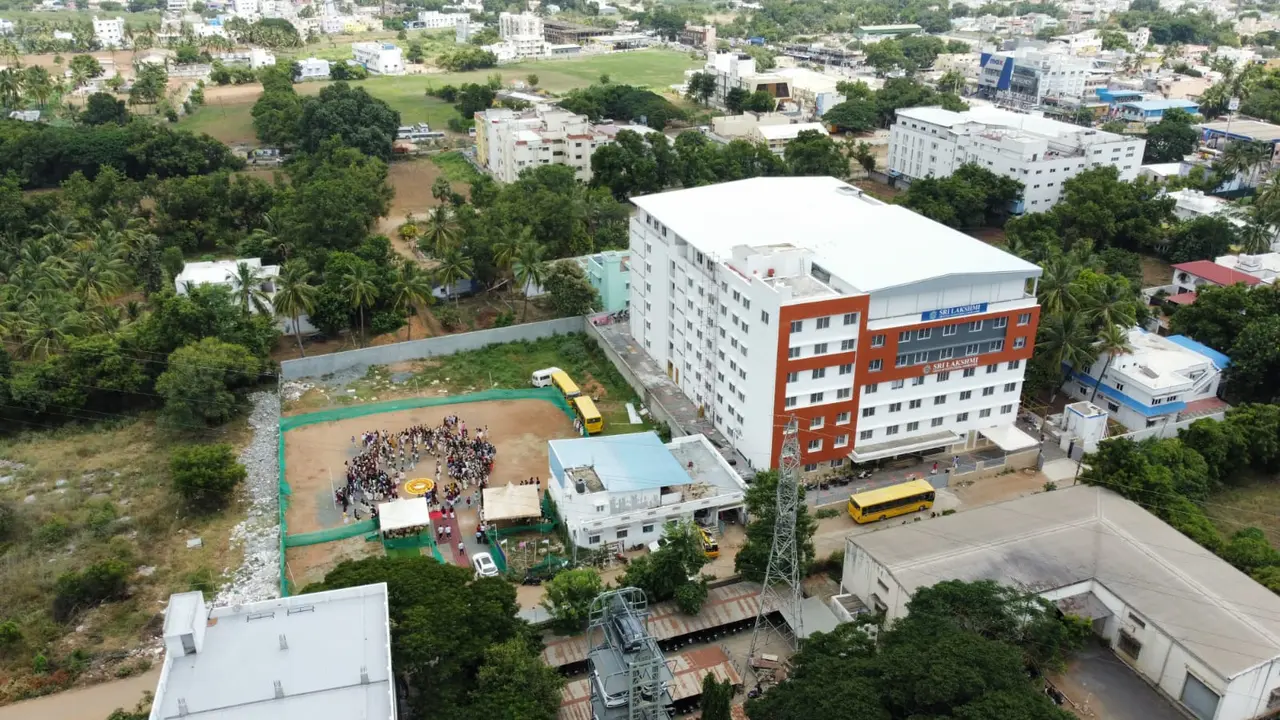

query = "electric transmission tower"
[{"left": 747, "top": 416, "right": 804, "bottom": 670}]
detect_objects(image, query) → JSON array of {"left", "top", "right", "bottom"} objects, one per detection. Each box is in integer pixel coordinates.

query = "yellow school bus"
[
  {"left": 573, "top": 396, "right": 604, "bottom": 434},
  {"left": 552, "top": 371, "right": 581, "bottom": 399},
  {"left": 699, "top": 527, "right": 720, "bottom": 558},
  {"left": 847, "top": 479, "right": 936, "bottom": 524}
]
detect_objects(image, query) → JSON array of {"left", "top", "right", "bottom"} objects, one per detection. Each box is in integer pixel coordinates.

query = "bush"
[
  {"left": 369, "top": 310, "right": 405, "bottom": 336},
  {"left": 814, "top": 507, "right": 840, "bottom": 519},
  {"left": 492, "top": 310, "right": 515, "bottom": 328},
  {"left": 436, "top": 305, "right": 462, "bottom": 330},
  {"left": 541, "top": 568, "right": 604, "bottom": 635},
  {"left": 35, "top": 517, "right": 71, "bottom": 547},
  {"left": 0, "top": 500, "right": 17, "bottom": 541},
  {"left": 52, "top": 559, "right": 129, "bottom": 622},
  {"left": 674, "top": 578, "right": 709, "bottom": 614},
  {"left": 86, "top": 501, "right": 118, "bottom": 538},
  {"left": 0, "top": 620, "right": 22, "bottom": 652},
  {"left": 557, "top": 337, "right": 588, "bottom": 364},
  {"left": 170, "top": 444, "right": 246, "bottom": 513}
]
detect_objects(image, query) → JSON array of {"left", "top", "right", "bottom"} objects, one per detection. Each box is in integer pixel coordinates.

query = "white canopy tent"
[
  {"left": 378, "top": 496, "right": 431, "bottom": 534},
  {"left": 977, "top": 424, "right": 1040, "bottom": 453},
  {"left": 482, "top": 484, "right": 542, "bottom": 522}
]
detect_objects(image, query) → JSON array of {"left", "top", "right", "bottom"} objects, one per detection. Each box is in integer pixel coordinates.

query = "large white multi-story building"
[
  {"left": 888, "top": 105, "right": 1146, "bottom": 212},
  {"left": 411, "top": 10, "right": 469, "bottom": 29},
  {"left": 499, "top": 11, "right": 543, "bottom": 38},
  {"left": 495, "top": 12, "right": 545, "bottom": 59},
  {"left": 474, "top": 106, "right": 613, "bottom": 182},
  {"left": 627, "top": 176, "right": 1043, "bottom": 473},
  {"left": 1063, "top": 327, "right": 1229, "bottom": 431},
  {"left": 352, "top": 42, "right": 404, "bottom": 75},
  {"left": 978, "top": 46, "right": 1093, "bottom": 103},
  {"left": 92, "top": 16, "right": 125, "bottom": 47}
]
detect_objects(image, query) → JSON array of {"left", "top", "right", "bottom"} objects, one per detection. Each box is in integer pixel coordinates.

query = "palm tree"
[
  {"left": 1036, "top": 253, "right": 1083, "bottom": 316},
  {"left": 420, "top": 205, "right": 460, "bottom": 257},
  {"left": 491, "top": 229, "right": 525, "bottom": 293},
  {"left": 69, "top": 249, "right": 128, "bottom": 304},
  {"left": 18, "top": 297, "right": 87, "bottom": 360},
  {"left": 0, "top": 67, "right": 24, "bottom": 110},
  {"left": 434, "top": 246, "right": 473, "bottom": 306},
  {"left": 1089, "top": 324, "right": 1134, "bottom": 404},
  {"left": 247, "top": 210, "right": 291, "bottom": 261},
  {"left": 341, "top": 264, "right": 378, "bottom": 346},
  {"left": 1035, "top": 311, "right": 1098, "bottom": 428},
  {"left": 1083, "top": 275, "right": 1137, "bottom": 332},
  {"left": 390, "top": 262, "right": 433, "bottom": 340},
  {"left": 273, "top": 261, "right": 318, "bottom": 356},
  {"left": 512, "top": 241, "right": 547, "bottom": 322},
  {"left": 230, "top": 261, "right": 272, "bottom": 316},
  {"left": 22, "top": 66, "right": 53, "bottom": 110},
  {"left": 1238, "top": 213, "right": 1275, "bottom": 254},
  {"left": 1219, "top": 140, "right": 1272, "bottom": 186}
]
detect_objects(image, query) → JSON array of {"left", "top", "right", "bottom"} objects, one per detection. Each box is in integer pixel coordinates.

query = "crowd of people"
[{"left": 337, "top": 415, "right": 499, "bottom": 523}]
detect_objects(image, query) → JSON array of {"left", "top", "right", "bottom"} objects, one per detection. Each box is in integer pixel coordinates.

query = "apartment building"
[
  {"left": 412, "top": 10, "right": 468, "bottom": 28},
  {"left": 474, "top": 106, "right": 607, "bottom": 182},
  {"left": 888, "top": 105, "right": 1145, "bottom": 212},
  {"left": 627, "top": 176, "right": 1042, "bottom": 473},
  {"left": 92, "top": 16, "right": 125, "bottom": 47},
  {"left": 352, "top": 42, "right": 404, "bottom": 75},
  {"left": 499, "top": 11, "right": 542, "bottom": 38},
  {"left": 1063, "top": 327, "right": 1228, "bottom": 431}
]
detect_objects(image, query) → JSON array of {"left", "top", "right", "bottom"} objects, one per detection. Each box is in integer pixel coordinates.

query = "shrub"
[
  {"left": 436, "top": 305, "right": 462, "bottom": 330},
  {"left": 170, "top": 444, "right": 246, "bottom": 513},
  {"left": 492, "top": 310, "right": 515, "bottom": 328},
  {"left": 814, "top": 507, "right": 840, "bottom": 519},
  {"left": 0, "top": 620, "right": 22, "bottom": 651},
  {"left": 369, "top": 310, "right": 405, "bottom": 336},
  {"left": 86, "top": 501, "right": 118, "bottom": 538},
  {"left": 0, "top": 500, "right": 17, "bottom": 541},
  {"left": 35, "top": 517, "right": 71, "bottom": 547},
  {"left": 557, "top": 337, "right": 588, "bottom": 364},
  {"left": 32, "top": 653, "right": 48, "bottom": 674},
  {"left": 52, "top": 559, "right": 129, "bottom": 622},
  {"left": 674, "top": 578, "right": 709, "bottom": 615}
]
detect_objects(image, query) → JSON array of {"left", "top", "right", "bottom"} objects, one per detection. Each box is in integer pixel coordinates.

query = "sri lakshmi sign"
[
  {"left": 922, "top": 355, "right": 982, "bottom": 374},
  {"left": 921, "top": 302, "right": 988, "bottom": 322}
]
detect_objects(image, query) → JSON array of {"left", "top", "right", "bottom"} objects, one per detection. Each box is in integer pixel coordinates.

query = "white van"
[{"left": 531, "top": 367, "right": 562, "bottom": 388}]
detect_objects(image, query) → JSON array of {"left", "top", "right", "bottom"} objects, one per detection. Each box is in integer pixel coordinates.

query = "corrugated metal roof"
[{"left": 541, "top": 582, "right": 763, "bottom": 668}]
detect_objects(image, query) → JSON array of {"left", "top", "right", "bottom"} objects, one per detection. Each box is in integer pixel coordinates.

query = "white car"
[{"left": 472, "top": 552, "right": 499, "bottom": 578}]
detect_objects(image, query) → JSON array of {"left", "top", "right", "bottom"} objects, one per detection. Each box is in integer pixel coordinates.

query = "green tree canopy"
[
  {"left": 296, "top": 81, "right": 401, "bottom": 160},
  {"left": 155, "top": 337, "right": 263, "bottom": 427},
  {"left": 1143, "top": 108, "right": 1199, "bottom": 163}
]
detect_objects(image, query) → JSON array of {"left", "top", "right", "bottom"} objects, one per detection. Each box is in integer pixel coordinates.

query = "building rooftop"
[
  {"left": 1216, "top": 252, "right": 1280, "bottom": 285},
  {"left": 152, "top": 584, "right": 394, "bottom": 720},
  {"left": 1198, "top": 118, "right": 1280, "bottom": 143},
  {"left": 755, "top": 121, "right": 828, "bottom": 141},
  {"left": 549, "top": 431, "right": 695, "bottom": 493},
  {"left": 175, "top": 258, "right": 278, "bottom": 288},
  {"left": 1099, "top": 327, "right": 1224, "bottom": 393},
  {"left": 898, "top": 104, "right": 1125, "bottom": 143},
  {"left": 846, "top": 486, "right": 1280, "bottom": 679},
  {"left": 1173, "top": 259, "right": 1263, "bottom": 287},
  {"left": 1120, "top": 98, "right": 1198, "bottom": 111},
  {"left": 631, "top": 176, "right": 1040, "bottom": 295}
]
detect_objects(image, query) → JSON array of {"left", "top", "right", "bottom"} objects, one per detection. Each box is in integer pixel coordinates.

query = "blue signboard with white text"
[{"left": 922, "top": 302, "right": 988, "bottom": 322}]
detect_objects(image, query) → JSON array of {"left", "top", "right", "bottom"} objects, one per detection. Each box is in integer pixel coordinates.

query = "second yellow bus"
[
  {"left": 573, "top": 396, "right": 604, "bottom": 435},
  {"left": 552, "top": 370, "right": 581, "bottom": 399},
  {"left": 847, "top": 479, "right": 936, "bottom": 523}
]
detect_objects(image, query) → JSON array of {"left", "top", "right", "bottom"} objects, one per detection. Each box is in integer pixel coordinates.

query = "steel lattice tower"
[{"left": 747, "top": 416, "right": 804, "bottom": 666}]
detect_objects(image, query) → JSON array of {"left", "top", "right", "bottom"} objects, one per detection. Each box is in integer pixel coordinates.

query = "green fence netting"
[
  {"left": 284, "top": 519, "right": 379, "bottom": 548},
  {"left": 279, "top": 388, "right": 578, "bottom": 595},
  {"left": 382, "top": 531, "right": 436, "bottom": 551}
]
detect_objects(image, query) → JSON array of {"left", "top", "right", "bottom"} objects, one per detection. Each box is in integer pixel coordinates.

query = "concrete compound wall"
[
  {"left": 279, "top": 316, "right": 586, "bottom": 380},
  {"left": 582, "top": 315, "right": 686, "bottom": 435}
]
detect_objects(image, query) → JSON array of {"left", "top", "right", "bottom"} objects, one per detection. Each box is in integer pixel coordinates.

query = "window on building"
[
  {"left": 814, "top": 343, "right": 828, "bottom": 354},
  {"left": 888, "top": 402, "right": 902, "bottom": 412},
  {"left": 789, "top": 347, "right": 801, "bottom": 359},
  {"left": 860, "top": 429, "right": 874, "bottom": 440},
  {"left": 868, "top": 359, "right": 882, "bottom": 372},
  {"left": 899, "top": 330, "right": 912, "bottom": 343},
  {"left": 837, "top": 411, "right": 851, "bottom": 424},
  {"left": 785, "top": 396, "right": 797, "bottom": 408},
  {"left": 943, "top": 324, "right": 958, "bottom": 336},
  {"left": 807, "top": 439, "right": 822, "bottom": 451},
  {"left": 979, "top": 408, "right": 992, "bottom": 418},
  {"left": 803, "top": 463, "right": 818, "bottom": 471},
  {"left": 810, "top": 416, "right": 825, "bottom": 429},
  {"left": 812, "top": 368, "right": 826, "bottom": 380},
  {"left": 816, "top": 317, "right": 831, "bottom": 329},
  {"left": 885, "top": 425, "right": 899, "bottom": 436},
  {"left": 969, "top": 320, "right": 983, "bottom": 332},
  {"left": 837, "top": 388, "right": 851, "bottom": 399},
  {"left": 963, "top": 368, "right": 976, "bottom": 378},
  {"left": 993, "top": 317, "right": 1008, "bottom": 329},
  {"left": 1001, "top": 404, "right": 1013, "bottom": 413},
  {"left": 642, "top": 524, "right": 654, "bottom": 534},
  {"left": 810, "top": 392, "right": 824, "bottom": 403},
  {"left": 906, "top": 421, "right": 919, "bottom": 431},
  {"left": 986, "top": 363, "right": 998, "bottom": 374},
  {"left": 934, "top": 394, "right": 947, "bottom": 404},
  {"left": 839, "top": 363, "right": 853, "bottom": 375},
  {"left": 761, "top": 311, "right": 770, "bottom": 324},
  {"left": 1117, "top": 631, "right": 1142, "bottom": 660},
  {"left": 865, "top": 383, "right": 879, "bottom": 394},
  {"left": 892, "top": 379, "right": 905, "bottom": 389},
  {"left": 991, "top": 339, "right": 1004, "bottom": 351},
  {"left": 931, "top": 417, "right": 944, "bottom": 427},
  {"left": 843, "top": 312, "right": 858, "bottom": 325},
  {"left": 871, "top": 334, "right": 885, "bottom": 347},
  {"left": 1014, "top": 337, "right": 1026, "bottom": 349},
  {"left": 1017, "top": 312, "right": 1032, "bottom": 326},
  {"left": 835, "top": 434, "right": 849, "bottom": 448},
  {"left": 965, "top": 344, "right": 979, "bottom": 356},
  {"left": 937, "top": 371, "right": 950, "bottom": 382},
  {"left": 841, "top": 339, "right": 855, "bottom": 351},
  {"left": 786, "top": 372, "right": 798, "bottom": 383},
  {"left": 957, "top": 412, "right": 969, "bottom": 422},
  {"left": 1007, "top": 360, "right": 1021, "bottom": 370},
  {"left": 790, "top": 320, "right": 803, "bottom": 333}
]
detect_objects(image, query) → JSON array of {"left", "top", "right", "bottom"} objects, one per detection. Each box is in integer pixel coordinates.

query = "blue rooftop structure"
[
  {"left": 548, "top": 432, "right": 690, "bottom": 492},
  {"left": 1096, "top": 88, "right": 1143, "bottom": 103},
  {"left": 1166, "top": 335, "right": 1231, "bottom": 370},
  {"left": 1117, "top": 98, "right": 1199, "bottom": 122}
]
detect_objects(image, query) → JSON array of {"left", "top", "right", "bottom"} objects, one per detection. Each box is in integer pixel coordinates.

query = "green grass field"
[
  {"left": 430, "top": 151, "right": 482, "bottom": 184},
  {"left": 1206, "top": 480, "right": 1280, "bottom": 545},
  {"left": 180, "top": 50, "right": 699, "bottom": 145},
  {"left": 2, "top": 8, "right": 161, "bottom": 27}
]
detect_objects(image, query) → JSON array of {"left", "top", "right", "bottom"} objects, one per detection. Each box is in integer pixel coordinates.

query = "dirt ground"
[
  {"left": 203, "top": 82, "right": 268, "bottom": 104},
  {"left": 378, "top": 158, "right": 472, "bottom": 261},
  {"left": 286, "top": 535, "right": 384, "bottom": 590},
  {"left": 0, "top": 668, "right": 160, "bottom": 720}
]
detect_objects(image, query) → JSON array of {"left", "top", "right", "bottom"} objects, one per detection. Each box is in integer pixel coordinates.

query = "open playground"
[
  {"left": 180, "top": 49, "right": 701, "bottom": 144},
  {"left": 280, "top": 391, "right": 579, "bottom": 590}
]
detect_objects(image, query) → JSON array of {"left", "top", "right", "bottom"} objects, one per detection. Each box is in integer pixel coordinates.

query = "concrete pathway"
[{"left": 0, "top": 668, "right": 160, "bottom": 720}]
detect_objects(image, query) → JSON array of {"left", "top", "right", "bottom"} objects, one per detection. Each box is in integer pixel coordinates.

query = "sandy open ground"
[{"left": 283, "top": 398, "right": 577, "bottom": 583}]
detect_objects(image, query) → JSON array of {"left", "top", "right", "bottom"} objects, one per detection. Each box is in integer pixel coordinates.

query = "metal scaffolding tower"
[
  {"left": 587, "top": 587, "right": 673, "bottom": 720},
  {"left": 747, "top": 417, "right": 804, "bottom": 670}
]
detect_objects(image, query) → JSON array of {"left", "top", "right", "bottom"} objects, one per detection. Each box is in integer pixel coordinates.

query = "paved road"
[{"left": 0, "top": 668, "right": 160, "bottom": 720}]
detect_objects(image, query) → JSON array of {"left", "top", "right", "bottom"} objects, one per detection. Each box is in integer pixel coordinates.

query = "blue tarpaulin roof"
[
  {"left": 1166, "top": 335, "right": 1231, "bottom": 370},
  {"left": 548, "top": 431, "right": 690, "bottom": 492}
]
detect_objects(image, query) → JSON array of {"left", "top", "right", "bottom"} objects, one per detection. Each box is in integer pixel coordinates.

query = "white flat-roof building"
[
  {"left": 749, "top": 121, "right": 828, "bottom": 154},
  {"left": 1063, "top": 327, "right": 1229, "bottom": 431},
  {"left": 1167, "top": 188, "right": 1245, "bottom": 226},
  {"left": 473, "top": 105, "right": 611, "bottom": 182},
  {"left": 93, "top": 16, "right": 125, "bottom": 47},
  {"left": 352, "top": 42, "right": 404, "bottom": 75},
  {"left": 979, "top": 47, "right": 1094, "bottom": 103},
  {"left": 841, "top": 486, "right": 1280, "bottom": 720},
  {"left": 888, "top": 105, "right": 1146, "bottom": 212},
  {"left": 295, "top": 57, "right": 331, "bottom": 81},
  {"left": 1214, "top": 252, "right": 1280, "bottom": 285},
  {"left": 412, "top": 10, "right": 468, "bottom": 28},
  {"left": 629, "top": 177, "right": 1042, "bottom": 472},
  {"left": 499, "top": 10, "right": 542, "bottom": 38},
  {"left": 175, "top": 258, "right": 315, "bottom": 335},
  {"left": 547, "top": 432, "right": 747, "bottom": 550},
  {"left": 151, "top": 584, "right": 395, "bottom": 720}
]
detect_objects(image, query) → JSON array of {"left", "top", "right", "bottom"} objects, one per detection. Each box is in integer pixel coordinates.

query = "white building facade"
[
  {"left": 474, "top": 106, "right": 608, "bottom": 182},
  {"left": 547, "top": 433, "right": 747, "bottom": 550},
  {"left": 175, "top": 258, "right": 316, "bottom": 335},
  {"left": 1062, "top": 327, "right": 1228, "bottom": 431},
  {"left": 295, "top": 57, "right": 332, "bottom": 80},
  {"left": 352, "top": 42, "right": 404, "bottom": 75},
  {"left": 628, "top": 177, "right": 1043, "bottom": 473},
  {"left": 93, "top": 16, "right": 126, "bottom": 47},
  {"left": 889, "top": 105, "right": 1146, "bottom": 212},
  {"left": 414, "top": 10, "right": 469, "bottom": 28}
]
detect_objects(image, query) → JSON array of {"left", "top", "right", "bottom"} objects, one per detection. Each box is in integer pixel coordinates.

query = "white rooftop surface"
[
  {"left": 756, "top": 121, "right": 829, "bottom": 141},
  {"left": 153, "top": 584, "right": 394, "bottom": 720},
  {"left": 175, "top": 258, "right": 276, "bottom": 287},
  {"left": 1142, "top": 161, "right": 1184, "bottom": 177},
  {"left": 898, "top": 104, "right": 1123, "bottom": 141},
  {"left": 631, "top": 177, "right": 1040, "bottom": 294},
  {"left": 849, "top": 486, "right": 1280, "bottom": 678},
  {"left": 378, "top": 496, "right": 429, "bottom": 533},
  {"left": 770, "top": 66, "right": 841, "bottom": 92},
  {"left": 1217, "top": 252, "right": 1280, "bottom": 283},
  {"left": 976, "top": 424, "right": 1038, "bottom": 452},
  {"left": 1109, "top": 327, "right": 1214, "bottom": 391},
  {"left": 664, "top": 435, "right": 747, "bottom": 496},
  {"left": 482, "top": 482, "right": 542, "bottom": 521}
]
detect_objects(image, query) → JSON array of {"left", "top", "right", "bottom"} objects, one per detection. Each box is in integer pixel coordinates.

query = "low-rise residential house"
[
  {"left": 352, "top": 42, "right": 404, "bottom": 75},
  {"left": 175, "top": 258, "right": 316, "bottom": 335},
  {"left": 295, "top": 57, "right": 331, "bottom": 80},
  {"left": 749, "top": 120, "right": 828, "bottom": 154},
  {"left": 1063, "top": 326, "right": 1228, "bottom": 431}
]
